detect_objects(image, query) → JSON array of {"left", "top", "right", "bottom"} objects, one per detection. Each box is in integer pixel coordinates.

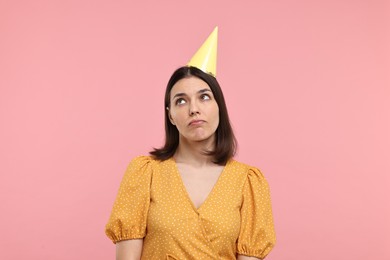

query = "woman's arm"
[
  {"left": 116, "top": 239, "right": 143, "bottom": 260},
  {"left": 237, "top": 255, "right": 261, "bottom": 260}
]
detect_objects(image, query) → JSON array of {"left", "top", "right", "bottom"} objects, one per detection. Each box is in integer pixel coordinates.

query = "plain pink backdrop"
[{"left": 1, "top": 0, "right": 389, "bottom": 259}]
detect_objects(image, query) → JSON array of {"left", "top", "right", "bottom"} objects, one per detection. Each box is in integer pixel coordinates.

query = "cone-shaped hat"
[{"left": 187, "top": 26, "right": 218, "bottom": 77}]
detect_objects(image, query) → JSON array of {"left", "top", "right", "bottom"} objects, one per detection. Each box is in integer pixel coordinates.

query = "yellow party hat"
[{"left": 187, "top": 26, "right": 218, "bottom": 77}]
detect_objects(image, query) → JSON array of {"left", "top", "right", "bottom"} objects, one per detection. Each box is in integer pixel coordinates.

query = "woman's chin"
[{"left": 188, "top": 134, "right": 215, "bottom": 143}]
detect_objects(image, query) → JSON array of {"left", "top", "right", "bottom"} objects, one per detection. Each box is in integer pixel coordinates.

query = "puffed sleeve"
[
  {"left": 105, "top": 156, "right": 153, "bottom": 243},
  {"left": 237, "top": 167, "right": 276, "bottom": 259}
]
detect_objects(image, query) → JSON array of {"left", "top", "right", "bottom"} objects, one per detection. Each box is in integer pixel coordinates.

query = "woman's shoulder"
[
  {"left": 229, "top": 158, "right": 266, "bottom": 179},
  {"left": 129, "top": 155, "right": 154, "bottom": 163},
  {"left": 127, "top": 155, "right": 170, "bottom": 169}
]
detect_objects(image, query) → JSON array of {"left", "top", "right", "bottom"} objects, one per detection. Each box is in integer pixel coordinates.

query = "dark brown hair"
[{"left": 150, "top": 66, "right": 236, "bottom": 165}]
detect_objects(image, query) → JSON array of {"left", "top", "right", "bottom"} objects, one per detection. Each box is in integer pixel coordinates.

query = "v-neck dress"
[{"left": 105, "top": 156, "right": 276, "bottom": 259}]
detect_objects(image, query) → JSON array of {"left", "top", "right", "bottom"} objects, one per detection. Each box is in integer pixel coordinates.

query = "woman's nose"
[{"left": 189, "top": 101, "right": 200, "bottom": 116}]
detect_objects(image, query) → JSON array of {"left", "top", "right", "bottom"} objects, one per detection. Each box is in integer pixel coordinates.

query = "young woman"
[{"left": 105, "top": 66, "right": 276, "bottom": 259}]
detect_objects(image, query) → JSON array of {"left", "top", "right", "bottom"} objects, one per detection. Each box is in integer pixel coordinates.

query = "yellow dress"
[{"left": 105, "top": 156, "right": 276, "bottom": 259}]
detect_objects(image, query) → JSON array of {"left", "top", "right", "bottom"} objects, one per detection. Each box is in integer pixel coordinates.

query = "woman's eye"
[
  {"left": 201, "top": 94, "right": 211, "bottom": 100},
  {"left": 175, "top": 98, "right": 186, "bottom": 105}
]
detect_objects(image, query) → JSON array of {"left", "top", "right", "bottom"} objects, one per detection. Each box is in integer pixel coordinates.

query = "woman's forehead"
[{"left": 170, "top": 77, "right": 211, "bottom": 96}]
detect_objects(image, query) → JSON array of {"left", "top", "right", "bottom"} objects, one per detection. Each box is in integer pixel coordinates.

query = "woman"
[{"left": 105, "top": 29, "right": 276, "bottom": 260}]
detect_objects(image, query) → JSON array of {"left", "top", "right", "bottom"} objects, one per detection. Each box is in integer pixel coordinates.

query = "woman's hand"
[{"left": 116, "top": 239, "right": 143, "bottom": 260}]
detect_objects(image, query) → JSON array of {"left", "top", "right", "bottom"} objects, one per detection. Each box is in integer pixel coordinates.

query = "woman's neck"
[{"left": 174, "top": 136, "right": 215, "bottom": 167}]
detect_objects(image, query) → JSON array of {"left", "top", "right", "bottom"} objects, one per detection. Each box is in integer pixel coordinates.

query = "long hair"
[{"left": 150, "top": 66, "right": 237, "bottom": 165}]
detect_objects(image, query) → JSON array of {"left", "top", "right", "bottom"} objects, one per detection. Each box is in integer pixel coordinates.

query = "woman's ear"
[{"left": 166, "top": 107, "right": 175, "bottom": 125}]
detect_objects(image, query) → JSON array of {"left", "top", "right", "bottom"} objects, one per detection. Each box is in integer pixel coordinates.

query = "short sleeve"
[
  {"left": 237, "top": 167, "right": 276, "bottom": 259},
  {"left": 105, "top": 156, "right": 153, "bottom": 243}
]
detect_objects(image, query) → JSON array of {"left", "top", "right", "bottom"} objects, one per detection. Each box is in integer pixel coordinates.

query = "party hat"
[{"left": 187, "top": 26, "right": 218, "bottom": 77}]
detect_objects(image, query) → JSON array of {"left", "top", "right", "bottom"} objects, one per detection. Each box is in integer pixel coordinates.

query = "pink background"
[{"left": 1, "top": 0, "right": 389, "bottom": 259}]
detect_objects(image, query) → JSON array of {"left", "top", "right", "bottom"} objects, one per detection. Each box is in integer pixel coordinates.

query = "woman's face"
[{"left": 168, "top": 76, "right": 219, "bottom": 144}]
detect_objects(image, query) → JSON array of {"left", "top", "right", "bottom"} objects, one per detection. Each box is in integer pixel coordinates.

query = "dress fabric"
[{"left": 105, "top": 156, "right": 276, "bottom": 259}]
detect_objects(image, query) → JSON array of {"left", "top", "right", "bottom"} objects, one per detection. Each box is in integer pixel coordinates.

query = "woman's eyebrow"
[
  {"left": 172, "top": 89, "right": 211, "bottom": 99},
  {"left": 172, "top": 93, "right": 187, "bottom": 99},
  {"left": 198, "top": 88, "right": 212, "bottom": 94}
]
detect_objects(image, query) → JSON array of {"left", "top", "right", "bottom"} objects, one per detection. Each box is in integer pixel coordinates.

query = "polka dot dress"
[{"left": 105, "top": 156, "right": 276, "bottom": 259}]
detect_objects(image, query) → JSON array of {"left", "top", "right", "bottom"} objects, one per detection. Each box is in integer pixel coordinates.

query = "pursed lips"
[{"left": 188, "top": 119, "right": 206, "bottom": 126}]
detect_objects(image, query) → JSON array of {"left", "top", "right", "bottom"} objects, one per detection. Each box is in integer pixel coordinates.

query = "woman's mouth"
[{"left": 189, "top": 120, "right": 205, "bottom": 126}]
